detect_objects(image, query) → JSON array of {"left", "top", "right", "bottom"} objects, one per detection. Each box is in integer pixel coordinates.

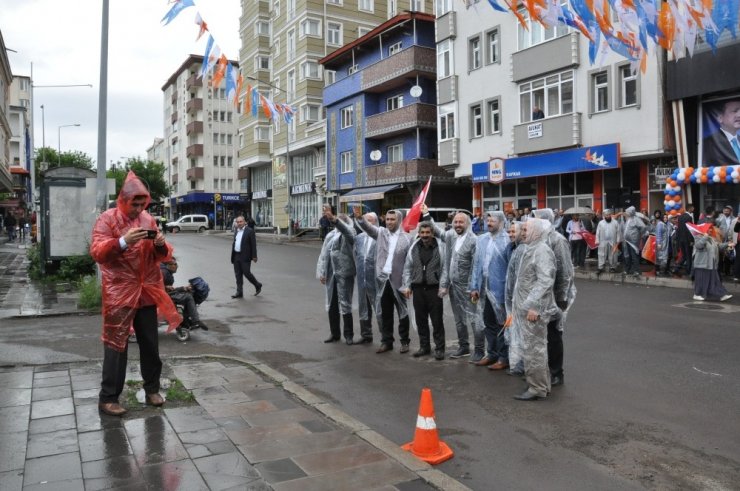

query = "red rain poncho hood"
[{"left": 90, "top": 171, "right": 181, "bottom": 351}]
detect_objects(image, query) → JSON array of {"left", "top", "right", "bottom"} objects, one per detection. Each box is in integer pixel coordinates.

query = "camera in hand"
[{"left": 145, "top": 229, "right": 158, "bottom": 239}]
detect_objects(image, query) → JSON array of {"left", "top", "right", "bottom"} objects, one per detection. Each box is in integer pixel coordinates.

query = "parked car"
[{"left": 166, "top": 214, "right": 209, "bottom": 233}]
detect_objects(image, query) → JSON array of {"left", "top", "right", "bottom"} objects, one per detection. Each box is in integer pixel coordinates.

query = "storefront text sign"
[
  {"left": 290, "top": 183, "right": 314, "bottom": 195},
  {"left": 527, "top": 122, "right": 543, "bottom": 139},
  {"left": 252, "top": 190, "right": 268, "bottom": 199},
  {"left": 488, "top": 158, "right": 505, "bottom": 184}
]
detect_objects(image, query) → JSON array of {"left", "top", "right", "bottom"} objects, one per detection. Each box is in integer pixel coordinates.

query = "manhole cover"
[{"left": 683, "top": 303, "right": 724, "bottom": 310}]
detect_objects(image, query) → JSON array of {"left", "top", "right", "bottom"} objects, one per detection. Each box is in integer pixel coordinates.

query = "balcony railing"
[
  {"left": 171, "top": 111, "right": 178, "bottom": 124},
  {"left": 186, "top": 167, "right": 204, "bottom": 180},
  {"left": 186, "top": 74, "right": 201, "bottom": 90},
  {"left": 366, "top": 103, "right": 437, "bottom": 138},
  {"left": 186, "top": 121, "right": 203, "bottom": 135},
  {"left": 513, "top": 112, "right": 581, "bottom": 155},
  {"left": 364, "top": 158, "right": 450, "bottom": 186},
  {"left": 361, "top": 46, "right": 436, "bottom": 93},
  {"left": 186, "top": 144, "right": 204, "bottom": 157},
  {"left": 186, "top": 98, "right": 203, "bottom": 113}
]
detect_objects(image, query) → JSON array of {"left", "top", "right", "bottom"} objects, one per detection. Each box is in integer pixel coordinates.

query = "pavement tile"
[
  {"left": 222, "top": 380, "right": 276, "bottom": 393},
  {"left": 219, "top": 366, "right": 264, "bottom": 382},
  {"left": 0, "top": 431, "right": 26, "bottom": 472},
  {"left": 33, "top": 370, "right": 68, "bottom": 380},
  {"left": 171, "top": 362, "right": 227, "bottom": 379},
  {"left": 255, "top": 458, "right": 308, "bottom": 484},
  {"left": 271, "top": 457, "right": 417, "bottom": 491},
  {"left": 196, "top": 390, "right": 253, "bottom": 408},
  {"left": 238, "top": 430, "right": 358, "bottom": 464},
  {"left": 178, "top": 427, "right": 229, "bottom": 445},
  {"left": 78, "top": 427, "right": 132, "bottom": 462},
  {"left": 23, "top": 452, "right": 83, "bottom": 485},
  {"left": 193, "top": 451, "right": 261, "bottom": 489},
  {"left": 0, "top": 370, "right": 33, "bottom": 389},
  {"left": 164, "top": 406, "right": 219, "bottom": 433},
  {"left": 76, "top": 404, "right": 124, "bottom": 433},
  {"left": 225, "top": 422, "right": 311, "bottom": 447},
  {"left": 70, "top": 366, "right": 100, "bottom": 377},
  {"left": 395, "top": 478, "right": 440, "bottom": 491},
  {"left": 291, "top": 442, "right": 389, "bottom": 476},
  {"left": 32, "top": 375, "right": 70, "bottom": 388},
  {"left": 32, "top": 384, "right": 71, "bottom": 402},
  {"left": 205, "top": 399, "right": 279, "bottom": 419},
  {"left": 81, "top": 454, "right": 143, "bottom": 491},
  {"left": 26, "top": 428, "right": 79, "bottom": 459},
  {"left": 178, "top": 375, "right": 231, "bottom": 389},
  {"left": 22, "top": 478, "right": 85, "bottom": 490},
  {"left": 214, "top": 416, "right": 251, "bottom": 430},
  {"left": 299, "top": 419, "right": 334, "bottom": 434},
  {"left": 0, "top": 405, "right": 29, "bottom": 434},
  {"left": 222, "top": 480, "right": 272, "bottom": 491},
  {"left": 240, "top": 406, "right": 321, "bottom": 427},
  {"left": 192, "top": 385, "right": 231, "bottom": 399},
  {"left": 127, "top": 416, "right": 189, "bottom": 467},
  {"left": 70, "top": 376, "right": 100, "bottom": 391},
  {"left": 29, "top": 414, "right": 76, "bottom": 435},
  {"left": 242, "top": 387, "right": 298, "bottom": 403},
  {"left": 30, "top": 397, "right": 74, "bottom": 419},
  {"left": 139, "top": 459, "right": 209, "bottom": 491},
  {"left": 0, "top": 388, "right": 31, "bottom": 408},
  {"left": 0, "top": 469, "right": 22, "bottom": 491},
  {"left": 186, "top": 440, "right": 239, "bottom": 459}
]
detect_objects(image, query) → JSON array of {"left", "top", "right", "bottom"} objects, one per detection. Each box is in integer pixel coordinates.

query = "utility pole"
[{"left": 96, "top": 0, "right": 110, "bottom": 213}]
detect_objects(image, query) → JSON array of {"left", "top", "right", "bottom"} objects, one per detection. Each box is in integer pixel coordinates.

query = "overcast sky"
[{"left": 1, "top": 0, "right": 240, "bottom": 168}]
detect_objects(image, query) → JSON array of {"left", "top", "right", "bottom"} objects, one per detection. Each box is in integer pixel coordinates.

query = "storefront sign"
[
  {"left": 472, "top": 143, "right": 621, "bottom": 182},
  {"left": 528, "top": 122, "right": 543, "bottom": 139},
  {"left": 220, "top": 194, "right": 242, "bottom": 202},
  {"left": 650, "top": 166, "right": 674, "bottom": 190},
  {"left": 252, "top": 190, "right": 269, "bottom": 199},
  {"left": 290, "top": 183, "right": 314, "bottom": 195},
  {"left": 489, "top": 158, "right": 505, "bottom": 184}
]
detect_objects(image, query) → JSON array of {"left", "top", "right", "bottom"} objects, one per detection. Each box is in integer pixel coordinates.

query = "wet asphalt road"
[{"left": 2, "top": 232, "right": 739, "bottom": 490}]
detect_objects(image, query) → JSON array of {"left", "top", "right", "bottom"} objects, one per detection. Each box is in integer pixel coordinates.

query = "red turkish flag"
[{"left": 402, "top": 177, "right": 432, "bottom": 232}]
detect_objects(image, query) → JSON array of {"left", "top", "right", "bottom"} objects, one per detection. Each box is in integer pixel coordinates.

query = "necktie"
[{"left": 731, "top": 137, "right": 740, "bottom": 162}]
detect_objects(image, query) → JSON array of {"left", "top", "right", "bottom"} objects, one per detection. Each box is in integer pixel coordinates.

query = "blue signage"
[
  {"left": 472, "top": 143, "right": 621, "bottom": 183},
  {"left": 172, "top": 193, "right": 246, "bottom": 204}
]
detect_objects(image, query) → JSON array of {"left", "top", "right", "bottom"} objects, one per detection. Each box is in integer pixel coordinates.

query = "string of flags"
[
  {"left": 479, "top": 0, "right": 738, "bottom": 73},
  {"left": 161, "top": 0, "right": 295, "bottom": 123}
]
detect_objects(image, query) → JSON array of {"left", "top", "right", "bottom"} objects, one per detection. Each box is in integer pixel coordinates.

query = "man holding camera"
[{"left": 90, "top": 171, "right": 181, "bottom": 417}]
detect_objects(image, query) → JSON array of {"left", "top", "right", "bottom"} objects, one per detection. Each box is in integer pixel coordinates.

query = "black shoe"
[
  {"left": 254, "top": 284, "right": 262, "bottom": 296},
  {"left": 324, "top": 336, "right": 340, "bottom": 343},
  {"left": 596, "top": 268, "right": 604, "bottom": 275},
  {"left": 434, "top": 350, "right": 445, "bottom": 361},
  {"left": 193, "top": 321, "right": 208, "bottom": 331},
  {"left": 376, "top": 344, "right": 392, "bottom": 353},
  {"left": 609, "top": 268, "right": 617, "bottom": 273},
  {"left": 355, "top": 338, "right": 373, "bottom": 344},
  {"left": 345, "top": 337, "right": 354, "bottom": 345},
  {"left": 231, "top": 293, "right": 243, "bottom": 299},
  {"left": 413, "top": 348, "right": 431, "bottom": 358},
  {"left": 551, "top": 375, "right": 564, "bottom": 386},
  {"left": 400, "top": 343, "right": 410, "bottom": 354},
  {"left": 449, "top": 347, "right": 470, "bottom": 358},
  {"left": 514, "top": 391, "right": 543, "bottom": 401}
]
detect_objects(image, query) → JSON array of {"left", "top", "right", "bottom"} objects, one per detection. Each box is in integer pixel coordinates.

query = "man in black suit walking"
[{"left": 231, "top": 215, "right": 262, "bottom": 298}]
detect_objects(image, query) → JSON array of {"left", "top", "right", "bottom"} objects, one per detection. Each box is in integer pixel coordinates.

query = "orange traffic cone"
[{"left": 401, "top": 388, "right": 454, "bottom": 465}]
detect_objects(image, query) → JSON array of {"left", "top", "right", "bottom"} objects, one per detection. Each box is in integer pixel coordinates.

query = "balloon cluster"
[{"left": 664, "top": 166, "right": 740, "bottom": 215}]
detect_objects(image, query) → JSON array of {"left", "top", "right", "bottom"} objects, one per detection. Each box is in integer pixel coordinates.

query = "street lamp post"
[{"left": 58, "top": 124, "right": 81, "bottom": 166}]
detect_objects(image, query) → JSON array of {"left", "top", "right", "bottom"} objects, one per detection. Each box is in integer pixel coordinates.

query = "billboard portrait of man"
[{"left": 702, "top": 98, "right": 740, "bottom": 167}]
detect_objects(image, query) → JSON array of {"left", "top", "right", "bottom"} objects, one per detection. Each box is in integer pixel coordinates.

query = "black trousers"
[
  {"left": 380, "top": 281, "right": 409, "bottom": 346},
  {"left": 99, "top": 306, "right": 162, "bottom": 403},
  {"left": 412, "top": 285, "right": 445, "bottom": 351},
  {"left": 234, "top": 258, "right": 260, "bottom": 294},
  {"left": 328, "top": 282, "right": 353, "bottom": 340},
  {"left": 677, "top": 241, "right": 692, "bottom": 273},
  {"left": 547, "top": 318, "right": 564, "bottom": 378}
]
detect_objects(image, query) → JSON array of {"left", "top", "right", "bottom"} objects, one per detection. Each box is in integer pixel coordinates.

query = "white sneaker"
[
  {"left": 692, "top": 295, "right": 705, "bottom": 301},
  {"left": 720, "top": 294, "right": 733, "bottom": 302}
]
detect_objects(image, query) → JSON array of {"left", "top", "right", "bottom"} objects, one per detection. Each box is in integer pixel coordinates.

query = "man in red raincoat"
[{"left": 90, "top": 172, "right": 181, "bottom": 416}]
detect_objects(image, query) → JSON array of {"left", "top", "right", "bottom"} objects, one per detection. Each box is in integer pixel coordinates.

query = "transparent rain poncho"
[
  {"left": 357, "top": 212, "right": 412, "bottom": 319},
  {"left": 512, "top": 218, "right": 559, "bottom": 397},
  {"left": 316, "top": 218, "right": 356, "bottom": 315},
  {"left": 469, "top": 211, "right": 512, "bottom": 325},
  {"left": 90, "top": 171, "right": 181, "bottom": 352},
  {"left": 354, "top": 215, "right": 378, "bottom": 322},
  {"left": 504, "top": 222, "right": 527, "bottom": 371},
  {"left": 439, "top": 220, "right": 478, "bottom": 343},
  {"left": 655, "top": 219, "right": 672, "bottom": 267},
  {"left": 622, "top": 206, "right": 647, "bottom": 252}
]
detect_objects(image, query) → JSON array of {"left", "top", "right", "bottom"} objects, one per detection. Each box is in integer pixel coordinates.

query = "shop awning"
[
  {"left": 10, "top": 167, "right": 30, "bottom": 175},
  {"left": 339, "top": 184, "right": 402, "bottom": 203}
]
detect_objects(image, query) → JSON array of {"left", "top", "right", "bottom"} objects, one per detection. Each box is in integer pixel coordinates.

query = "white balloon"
[
  {"left": 732, "top": 171, "right": 739, "bottom": 179},
  {"left": 712, "top": 175, "right": 720, "bottom": 183},
  {"left": 677, "top": 173, "right": 686, "bottom": 182}
]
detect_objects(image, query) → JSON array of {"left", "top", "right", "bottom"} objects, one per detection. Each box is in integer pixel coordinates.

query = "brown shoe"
[
  {"left": 489, "top": 361, "right": 510, "bottom": 370},
  {"left": 376, "top": 344, "right": 392, "bottom": 354},
  {"left": 98, "top": 402, "right": 127, "bottom": 416},
  {"left": 475, "top": 356, "right": 495, "bottom": 366},
  {"left": 145, "top": 393, "right": 165, "bottom": 407}
]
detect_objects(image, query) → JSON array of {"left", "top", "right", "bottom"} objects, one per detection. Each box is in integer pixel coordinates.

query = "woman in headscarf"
[
  {"left": 512, "top": 218, "right": 559, "bottom": 401},
  {"left": 503, "top": 221, "right": 527, "bottom": 375},
  {"left": 691, "top": 223, "right": 732, "bottom": 302}
]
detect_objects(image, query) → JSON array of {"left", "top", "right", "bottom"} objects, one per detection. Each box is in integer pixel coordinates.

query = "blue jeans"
[
  {"left": 624, "top": 243, "right": 640, "bottom": 274},
  {"left": 483, "top": 298, "right": 507, "bottom": 362}
]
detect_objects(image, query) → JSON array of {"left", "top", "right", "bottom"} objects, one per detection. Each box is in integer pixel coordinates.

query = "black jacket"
[
  {"left": 703, "top": 131, "right": 740, "bottom": 166},
  {"left": 231, "top": 226, "right": 257, "bottom": 263}
]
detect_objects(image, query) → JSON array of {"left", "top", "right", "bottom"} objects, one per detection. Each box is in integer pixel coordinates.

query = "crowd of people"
[{"left": 316, "top": 204, "right": 576, "bottom": 401}]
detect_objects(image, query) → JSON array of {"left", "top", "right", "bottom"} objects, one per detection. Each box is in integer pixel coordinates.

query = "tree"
[
  {"left": 107, "top": 158, "right": 169, "bottom": 202},
  {"left": 35, "top": 147, "right": 95, "bottom": 183}
]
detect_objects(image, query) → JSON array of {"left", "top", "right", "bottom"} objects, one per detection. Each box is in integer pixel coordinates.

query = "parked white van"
[{"left": 166, "top": 214, "right": 210, "bottom": 233}]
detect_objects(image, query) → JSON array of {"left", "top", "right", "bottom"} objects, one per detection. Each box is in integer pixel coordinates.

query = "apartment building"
[
  {"left": 436, "top": 2, "right": 673, "bottom": 215},
  {"left": 322, "top": 11, "right": 468, "bottom": 213},
  {"left": 0, "top": 30, "right": 14, "bottom": 196},
  {"left": 162, "top": 55, "right": 247, "bottom": 225},
  {"left": 237, "top": 0, "right": 388, "bottom": 230},
  {"left": 6, "top": 76, "right": 32, "bottom": 210},
  {"left": 146, "top": 137, "right": 165, "bottom": 164}
]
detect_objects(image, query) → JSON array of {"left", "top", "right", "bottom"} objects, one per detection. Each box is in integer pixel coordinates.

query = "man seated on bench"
[{"left": 160, "top": 258, "right": 208, "bottom": 331}]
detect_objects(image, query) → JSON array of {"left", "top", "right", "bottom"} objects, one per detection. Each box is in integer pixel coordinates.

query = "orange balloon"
[
  {"left": 674, "top": 195, "right": 682, "bottom": 202},
  {"left": 701, "top": 175, "right": 708, "bottom": 183},
  {"left": 686, "top": 167, "right": 694, "bottom": 175}
]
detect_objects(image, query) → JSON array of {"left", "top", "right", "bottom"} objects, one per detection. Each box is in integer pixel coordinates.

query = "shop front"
[
  {"left": 170, "top": 192, "right": 248, "bottom": 228},
  {"left": 289, "top": 182, "right": 319, "bottom": 230},
  {"left": 250, "top": 164, "right": 273, "bottom": 227}
]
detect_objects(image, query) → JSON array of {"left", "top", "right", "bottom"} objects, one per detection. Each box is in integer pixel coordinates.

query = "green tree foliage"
[
  {"left": 107, "top": 158, "right": 169, "bottom": 202},
  {"left": 35, "top": 147, "right": 95, "bottom": 183}
]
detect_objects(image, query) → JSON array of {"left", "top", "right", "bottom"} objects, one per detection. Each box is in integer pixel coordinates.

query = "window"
[
  {"left": 410, "top": 0, "right": 423, "bottom": 11},
  {"left": 486, "top": 28, "right": 499, "bottom": 64},
  {"left": 487, "top": 98, "right": 500, "bottom": 134},
  {"left": 239, "top": 133, "right": 244, "bottom": 148},
  {"left": 274, "top": 39, "right": 280, "bottom": 57},
  {"left": 387, "top": 143, "right": 403, "bottom": 163},
  {"left": 255, "top": 55, "right": 270, "bottom": 71},
  {"left": 470, "top": 104, "right": 483, "bottom": 138},
  {"left": 591, "top": 70, "right": 609, "bottom": 113},
  {"left": 348, "top": 64, "right": 359, "bottom": 75},
  {"left": 469, "top": 36, "right": 481, "bottom": 71},
  {"left": 273, "top": 0, "right": 280, "bottom": 17},
  {"left": 255, "top": 126, "right": 270, "bottom": 141},
  {"left": 301, "top": 18, "right": 320, "bottom": 37},
  {"left": 220, "top": 156, "right": 226, "bottom": 166},
  {"left": 435, "top": 0, "right": 451, "bottom": 16},
  {"left": 325, "top": 70, "right": 336, "bottom": 86},
  {"left": 287, "top": 29, "right": 296, "bottom": 61},
  {"left": 213, "top": 156, "right": 219, "bottom": 166},
  {"left": 340, "top": 151, "right": 353, "bottom": 173},
  {"left": 359, "top": 0, "right": 374, "bottom": 12},
  {"left": 328, "top": 0, "right": 342, "bottom": 4},
  {"left": 227, "top": 157, "right": 233, "bottom": 167},
  {"left": 388, "top": 0, "right": 397, "bottom": 17},
  {"left": 302, "top": 104, "right": 320, "bottom": 122},
  {"left": 358, "top": 27, "right": 372, "bottom": 38},
  {"left": 519, "top": 71, "right": 573, "bottom": 123},
  {"left": 518, "top": 7, "right": 569, "bottom": 50},
  {"left": 437, "top": 39, "right": 452, "bottom": 78},
  {"left": 301, "top": 61, "right": 320, "bottom": 80},
  {"left": 255, "top": 20, "right": 270, "bottom": 37},
  {"left": 287, "top": 0, "right": 295, "bottom": 18},
  {"left": 327, "top": 22, "right": 342, "bottom": 46},
  {"left": 213, "top": 133, "right": 219, "bottom": 144},
  {"left": 288, "top": 119, "right": 296, "bottom": 143},
  {"left": 387, "top": 94, "right": 404, "bottom": 111},
  {"left": 213, "top": 179, "right": 219, "bottom": 190},
  {"left": 340, "top": 105, "right": 354, "bottom": 129},
  {"left": 287, "top": 69, "right": 296, "bottom": 101},
  {"left": 439, "top": 111, "right": 455, "bottom": 140},
  {"left": 227, "top": 179, "right": 233, "bottom": 190},
  {"left": 227, "top": 134, "right": 232, "bottom": 144},
  {"left": 618, "top": 64, "right": 638, "bottom": 107}
]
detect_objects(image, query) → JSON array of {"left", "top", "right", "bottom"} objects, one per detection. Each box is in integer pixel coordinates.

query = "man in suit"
[
  {"left": 675, "top": 205, "right": 695, "bottom": 275},
  {"left": 702, "top": 99, "right": 740, "bottom": 166},
  {"left": 231, "top": 215, "right": 262, "bottom": 298}
]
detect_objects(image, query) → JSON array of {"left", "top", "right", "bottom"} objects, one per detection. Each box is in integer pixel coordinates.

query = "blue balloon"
[
  {"left": 727, "top": 174, "right": 733, "bottom": 183},
  {"left": 690, "top": 174, "right": 697, "bottom": 183}
]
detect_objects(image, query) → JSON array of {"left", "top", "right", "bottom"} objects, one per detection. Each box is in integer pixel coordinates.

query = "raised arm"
[{"left": 354, "top": 205, "right": 379, "bottom": 239}]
